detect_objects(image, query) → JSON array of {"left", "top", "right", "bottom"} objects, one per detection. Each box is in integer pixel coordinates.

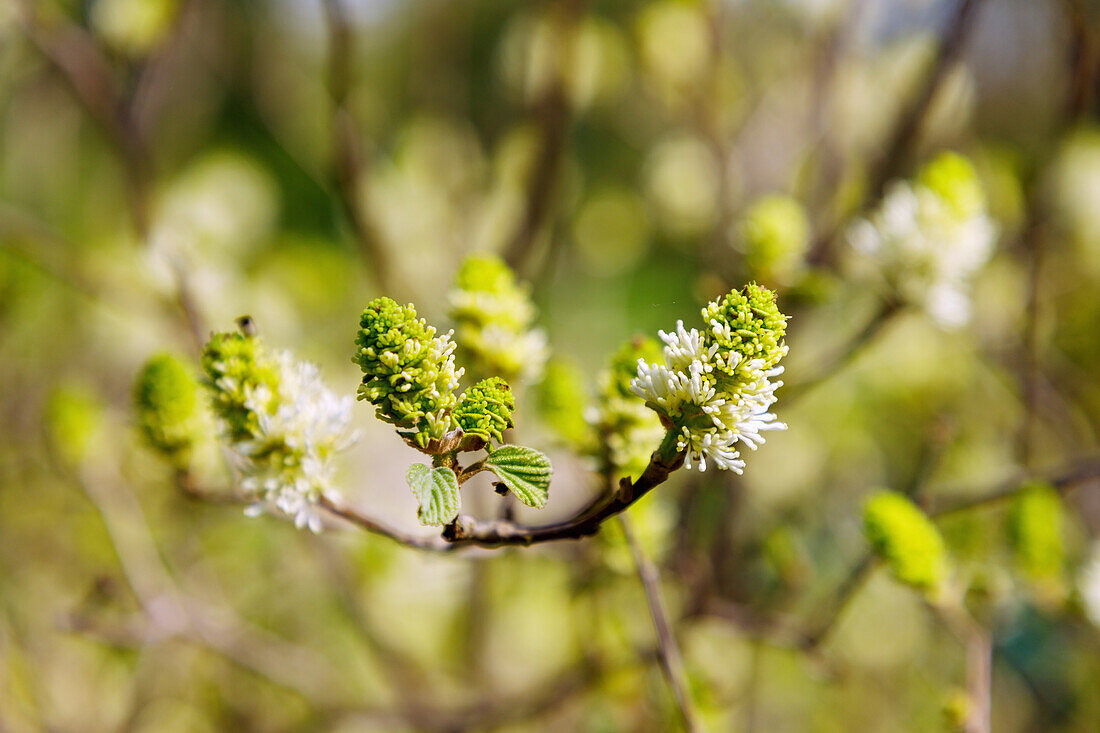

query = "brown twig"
[
  {"left": 964, "top": 620, "right": 993, "bottom": 733},
  {"left": 502, "top": 0, "right": 581, "bottom": 275},
  {"left": 620, "top": 514, "right": 703, "bottom": 733},
  {"left": 69, "top": 466, "right": 354, "bottom": 705},
  {"left": 782, "top": 298, "right": 903, "bottom": 406},
  {"left": 797, "top": 554, "right": 875, "bottom": 652},
  {"left": 929, "top": 456, "right": 1100, "bottom": 517},
  {"left": 934, "top": 602, "right": 992, "bottom": 733},
  {"left": 321, "top": 430, "right": 685, "bottom": 551},
  {"left": 15, "top": 2, "right": 151, "bottom": 236},
  {"left": 320, "top": 0, "right": 398, "bottom": 295},
  {"left": 15, "top": 2, "right": 217, "bottom": 355},
  {"left": 808, "top": 0, "right": 987, "bottom": 266}
]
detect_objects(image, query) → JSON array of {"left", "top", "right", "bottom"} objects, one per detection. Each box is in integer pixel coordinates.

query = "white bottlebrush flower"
[
  {"left": 204, "top": 334, "right": 357, "bottom": 533},
  {"left": 848, "top": 152, "right": 998, "bottom": 329},
  {"left": 630, "top": 285, "right": 788, "bottom": 474}
]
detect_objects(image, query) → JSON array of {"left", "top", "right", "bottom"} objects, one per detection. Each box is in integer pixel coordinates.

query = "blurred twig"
[
  {"left": 15, "top": 1, "right": 211, "bottom": 354},
  {"left": 796, "top": 554, "right": 875, "bottom": 652},
  {"left": 805, "top": 0, "right": 871, "bottom": 216},
  {"left": 321, "top": 0, "right": 400, "bottom": 297},
  {"left": 1019, "top": 0, "right": 1098, "bottom": 468},
  {"left": 326, "top": 430, "right": 685, "bottom": 550},
  {"left": 935, "top": 602, "right": 992, "bottom": 733},
  {"left": 67, "top": 466, "right": 355, "bottom": 705},
  {"left": 782, "top": 298, "right": 903, "bottom": 406},
  {"left": 930, "top": 455, "right": 1100, "bottom": 517},
  {"left": 502, "top": 0, "right": 583, "bottom": 276},
  {"left": 620, "top": 514, "right": 703, "bottom": 733},
  {"left": 808, "top": 0, "right": 987, "bottom": 266},
  {"left": 14, "top": 1, "right": 151, "bottom": 235}
]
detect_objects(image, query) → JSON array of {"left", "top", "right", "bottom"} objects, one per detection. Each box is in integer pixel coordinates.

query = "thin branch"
[
  {"left": 15, "top": 3, "right": 215, "bottom": 356},
  {"left": 319, "top": 430, "right": 685, "bottom": 551},
  {"left": 929, "top": 456, "right": 1100, "bottom": 517},
  {"left": 808, "top": 0, "right": 987, "bottom": 266},
  {"left": 321, "top": 0, "right": 397, "bottom": 295},
  {"left": 782, "top": 298, "right": 903, "bottom": 406},
  {"left": 318, "top": 493, "right": 453, "bottom": 551},
  {"left": 964, "top": 621, "right": 993, "bottom": 733},
  {"left": 69, "top": 466, "right": 353, "bottom": 705},
  {"left": 864, "top": 0, "right": 985, "bottom": 202},
  {"left": 502, "top": 0, "right": 582, "bottom": 275},
  {"left": 15, "top": 1, "right": 151, "bottom": 235},
  {"left": 797, "top": 554, "right": 875, "bottom": 652},
  {"left": 1018, "top": 0, "right": 1098, "bottom": 467},
  {"left": 620, "top": 514, "right": 703, "bottom": 733},
  {"left": 1061, "top": 0, "right": 1099, "bottom": 122},
  {"left": 934, "top": 602, "right": 992, "bottom": 733}
]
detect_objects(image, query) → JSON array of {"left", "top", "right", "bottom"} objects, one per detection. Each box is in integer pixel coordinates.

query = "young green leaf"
[
  {"left": 406, "top": 464, "right": 461, "bottom": 526},
  {"left": 484, "top": 445, "right": 552, "bottom": 509}
]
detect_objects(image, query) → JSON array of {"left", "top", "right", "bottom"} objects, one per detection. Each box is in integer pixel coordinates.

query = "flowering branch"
[
  {"left": 318, "top": 430, "right": 684, "bottom": 551},
  {"left": 808, "top": 0, "right": 988, "bottom": 266}
]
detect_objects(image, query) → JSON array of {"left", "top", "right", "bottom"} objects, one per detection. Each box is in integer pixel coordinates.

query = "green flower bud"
[
  {"left": 45, "top": 384, "right": 103, "bottom": 466},
  {"left": 203, "top": 327, "right": 357, "bottom": 532},
  {"left": 453, "top": 377, "right": 515, "bottom": 446},
  {"left": 918, "top": 151, "right": 985, "bottom": 220},
  {"left": 593, "top": 337, "right": 666, "bottom": 481},
  {"left": 201, "top": 331, "right": 276, "bottom": 442},
  {"left": 863, "top": 490, "right": 948, "bottom": 592},
  {"left": 603, "top": 336, "right": 664, "bottom": 401},
  {"left": 1008, "top": 483, "right": 1065, "bottom": 582},
  {"left": 737, "top": 194, "right": 810, "bottom": 283},
  {"left": 536, "top": 359, "right": 591, "bottom": 447},
  {"left": 942, "top": 688, "right": 972, "bottom": 732},
  {"left": 449, "top": 253, "right": 547, "bottom": 383},
  {"left": 354, "top": 297, "right": 463, "bottom": 448},
  {"left": 701, "top": 282, "right": 789, "bottom": 381},
  {"left": 454, "top": 253, "right": 520, "bottom": 301},
  {"left": 133, "top": 353, "right": 199, "bottom": 466}
]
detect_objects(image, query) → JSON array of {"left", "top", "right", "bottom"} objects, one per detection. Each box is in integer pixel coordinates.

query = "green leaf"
[
  {"left": 484, "top": 445, "right": 552, "bottom": 509},
  {"left": 406, "top": 464, "right": 461, "bottom": 526}
]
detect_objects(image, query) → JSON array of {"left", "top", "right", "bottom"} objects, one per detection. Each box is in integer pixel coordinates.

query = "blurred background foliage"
[{"left": 3, "top": 0, "right": 1100, "bottom": 730}]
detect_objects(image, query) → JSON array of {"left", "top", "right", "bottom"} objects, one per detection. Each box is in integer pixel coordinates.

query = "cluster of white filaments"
[
  {"left": 848, "top": 166, "right": 997, "bottom": 329},
  {"left": 222, "top": 352, "right": 357, "bottom": 533},
  {"left": 631, "top": 319, "right": 786, "bottom": 473}
]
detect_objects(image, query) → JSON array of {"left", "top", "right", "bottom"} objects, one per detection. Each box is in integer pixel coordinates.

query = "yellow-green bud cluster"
[
  {"left": 917, "top": 151, "right": 986, "bottom": 220},
  {"left": 133, "top": 353, "right": 199, "bottom": 466},
  {"left": 592, "top": 337, "right": 666, "bottom": 481},
  {"left": 45, "top": 385, "right": 103, "bottom": 466},
  {"left": 632, "top": 283, "right": 789, "bottom": 473},
  {"left": 453, "top": 377, "right": 515, "bottom": 446},
  {"left": 355, "top": 297, "right": 464, "bottom": 448},
  {"left": 200, "top": 332, "right": 277, "bottom": 442},
  {"left": 1008, "top": 483, "right": 1065, "bottom": 582},
  {"left": 448, "top": 253, "right": 547, "bottom": 383},
  {"left": 737, "top": 194, "right": 810, "bottom": 284},
  {"left": 701, "top": 282, "right": 789, "bottom": 385},
  {"left": 203, "top": 329, "right": 356, "bottom": 532},
  {"left": 863, "top": 490, "right": 948, "bottom": 592}
]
